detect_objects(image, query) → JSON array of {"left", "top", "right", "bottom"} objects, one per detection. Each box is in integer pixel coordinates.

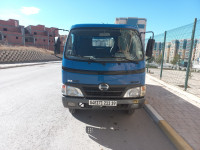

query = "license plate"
[{"left": 89, "top": 100, "right": 117, "bottom": 106}]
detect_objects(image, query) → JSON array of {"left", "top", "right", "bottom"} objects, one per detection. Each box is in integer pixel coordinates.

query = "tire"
[
  {"left": 69, "top": 108, "right": 76, "bottom": 114},
  {"left": 126, "top": 109, "right": 135, "bottom": 115}
]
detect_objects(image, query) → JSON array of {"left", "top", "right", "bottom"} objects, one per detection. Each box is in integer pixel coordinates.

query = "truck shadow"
[{"left": 72, "top": 108, "right": 175, "bottom": 150}]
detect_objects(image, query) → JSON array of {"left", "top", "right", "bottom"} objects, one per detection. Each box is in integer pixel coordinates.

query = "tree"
[
  {"left": 155, "top": 55, "right": 162, "bottom": 65},
  {"left": 148, "top": 56, "right": 155, "bottom": 63},
  {"left": 171, "top": 54, "right": 180, "bottom": 65}
]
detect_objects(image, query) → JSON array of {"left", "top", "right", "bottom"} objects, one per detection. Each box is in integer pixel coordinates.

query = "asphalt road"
[{"left": 0, "top": 62, "right": 176, "bottom": 150}]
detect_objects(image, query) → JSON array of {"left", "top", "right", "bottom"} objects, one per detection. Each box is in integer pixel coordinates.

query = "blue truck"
[{"left": 62, "top": 24, "right": 154, "bottom": 114}]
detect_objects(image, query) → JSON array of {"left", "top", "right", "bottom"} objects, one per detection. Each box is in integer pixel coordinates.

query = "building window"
[
  {"left": 25, "top": 37, "right": 34, "bottom": 42},
  {"left": 34, "top": 32, "right": 37, "bottom": 35},
  {"left": 16, "top": 36, "right": 18, "bottom": 39},
  {"left": 49, "top": 40, "right": 50, "bottom": 42},
  {"left": 4, "top": 36, "right": 6, "bottom": 38},
  {"left": 43, "top": 39, "right": 46, "bottom": 42},
  {"left": 138, "top": 24, "right": 145, "bottom": 29},
  {"left": 35, "top": 39, "right": 37, "bottom": 41},
  {"left": 49, "top": 35, "right": 52, "bottom": 37},
  {"left": 3, "top": 28, "right": 8, "bottom": 31}
]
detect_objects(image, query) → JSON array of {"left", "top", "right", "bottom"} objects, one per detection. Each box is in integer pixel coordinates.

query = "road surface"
[{"left": 0, "top": 62, "right": 176, "bottom": 150}]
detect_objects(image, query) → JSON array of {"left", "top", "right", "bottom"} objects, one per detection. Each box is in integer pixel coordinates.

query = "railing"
[{"left": 145, "top": 18, "right": 200, "bottom": 97}]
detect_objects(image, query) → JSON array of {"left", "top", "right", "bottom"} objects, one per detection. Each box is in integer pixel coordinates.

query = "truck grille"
[{"left": 82, "top": 86, "right": 125, "bottom": 98}]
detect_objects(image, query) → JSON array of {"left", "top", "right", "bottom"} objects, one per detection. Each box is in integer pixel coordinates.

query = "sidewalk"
[
  {"left": 146, "top": 74, "right": 200, "bottom": 150},
  {"left": 0, "top": 60, "right": 61, "bottom": 69}
]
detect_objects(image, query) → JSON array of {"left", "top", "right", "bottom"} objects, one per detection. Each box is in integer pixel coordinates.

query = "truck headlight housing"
[
  {"left": 124, "top": 86, "right": 146, "bottom": 98},
  {"left": 62, "top": 84, "right": 83, "bottom": 97}
]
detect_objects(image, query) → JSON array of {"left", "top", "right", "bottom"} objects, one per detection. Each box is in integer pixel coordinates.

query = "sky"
[{"left": 0, "top": 0, "right": 200, "bottom": 35}]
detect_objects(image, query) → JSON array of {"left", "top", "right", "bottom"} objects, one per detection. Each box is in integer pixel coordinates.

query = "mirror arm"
[
  {"left": 146, "top": 57, "right": 152, "bottom": 61},
  {"left": 140, "top": 31, "right": 154, "bottom": 39}
]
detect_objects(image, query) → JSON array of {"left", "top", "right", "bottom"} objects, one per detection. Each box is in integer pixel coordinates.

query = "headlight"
[
  {"left": 62, "top": 84, "right": 83, "bottom": 97},
  {"left": 124, "top": 86, "right": 146, "bottom": 98}
]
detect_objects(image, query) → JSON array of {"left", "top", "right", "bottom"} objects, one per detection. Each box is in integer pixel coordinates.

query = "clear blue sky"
[{"left": 0, "top": 0, "right": 199, "bottom": 35}]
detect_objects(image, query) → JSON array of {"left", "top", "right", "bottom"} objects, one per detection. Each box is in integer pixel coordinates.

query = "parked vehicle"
[{"left": 62, "top": 24, "right": 154, "bottom": 114}]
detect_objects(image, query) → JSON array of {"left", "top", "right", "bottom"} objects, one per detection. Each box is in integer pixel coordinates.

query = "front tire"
[
  {"left": 126, "top": 109, "right": 135, "bottom": 115},
  {"left": 69, "top": 108, "right": 76, "bottom": 114}
]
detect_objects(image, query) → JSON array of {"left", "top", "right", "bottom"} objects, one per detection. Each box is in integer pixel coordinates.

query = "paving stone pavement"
[{"left": 146, "top": 75, "right": 200, "bottom": 150}]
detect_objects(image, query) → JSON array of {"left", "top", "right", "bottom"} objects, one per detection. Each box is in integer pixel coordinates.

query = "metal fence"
[{"left": 146, "top": 18, "right": 200, "bottom": 97}]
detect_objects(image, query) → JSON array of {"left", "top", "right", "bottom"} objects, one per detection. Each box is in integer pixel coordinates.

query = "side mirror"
[{"left": 146, "top": 39, "right": 155, "bottom": 58}]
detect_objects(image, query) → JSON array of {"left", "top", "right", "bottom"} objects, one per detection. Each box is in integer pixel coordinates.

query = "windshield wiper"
[
  {"left": 69, "top": 55, "right": 96, "bottom": 61},
  {"left": 73, "top": 55, "right": 106, "bottom": 64},
  {"left": 113, "top": 57, "right": 139, "bottom": 64},
  {"left": 82, "top": 56, "right": 98, "bottom": 62}
]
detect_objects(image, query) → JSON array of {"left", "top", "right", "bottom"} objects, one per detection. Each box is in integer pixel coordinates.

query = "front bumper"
[{"left": 62, "top": 96, "right": 145, "bottom": 110}]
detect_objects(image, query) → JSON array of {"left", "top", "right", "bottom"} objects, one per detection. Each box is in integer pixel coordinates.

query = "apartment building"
[
  {"left": 178, "top": 39, "right": 187, "bottom": 59},
  {"left": 0, "top": 19, "right": 66, "bottom": 53},
  {"left": 153, "top": 42, "right": 163, "bottom": 59},
  {"left": 168, "top": 40, "right": 179, "bottom": 63},
  {"left": 115, "top": 17, "right": 147, "bottom": 47},
  {"left": 193, "top": 39, "right": 200, "bottom": 64},
  {"left": 152, "top": 38, "right": 200, "bottom": 66},
  {"left": 164, "top": 42, "right": 171, "bottom": 63},
  {"left": 24, "top": 25, "right": 58, "bottom": 50},
  {"left": 0, "top": 19, "right": 24, "bottom": 45}
]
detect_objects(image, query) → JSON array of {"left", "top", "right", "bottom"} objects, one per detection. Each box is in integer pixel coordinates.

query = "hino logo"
[{"left": 99, "top": 83, "right": 109, "bottom": 91}]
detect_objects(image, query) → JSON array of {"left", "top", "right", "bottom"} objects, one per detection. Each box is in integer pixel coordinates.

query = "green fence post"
[
  {"left": 185, "top": 18, "right": 197, "bottom": 91},
  {"left": 160, "top": 31, "right": 167, "bottom": 80}
]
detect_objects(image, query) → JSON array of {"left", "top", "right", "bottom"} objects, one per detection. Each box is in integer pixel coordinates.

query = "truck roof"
[{"left": 70, "top": 24, "right": 138, "bottom": 30}]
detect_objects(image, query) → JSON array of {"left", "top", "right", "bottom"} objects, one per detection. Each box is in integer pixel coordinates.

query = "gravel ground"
[{"left": 147, "top": 68, "right": 200, "bottom": 97}]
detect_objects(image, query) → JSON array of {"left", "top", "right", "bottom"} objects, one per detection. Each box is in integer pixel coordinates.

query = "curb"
[
  {"left": 144, "top": 103, "right": 193, "bottom": 150},
  {"left": 0, "top": 60, "right": 61, "bottom": 69}
]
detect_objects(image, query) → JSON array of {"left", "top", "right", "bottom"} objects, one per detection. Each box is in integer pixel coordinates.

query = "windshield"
[{"left": 65, "top": 28, "right": 143, "bottom": 62}]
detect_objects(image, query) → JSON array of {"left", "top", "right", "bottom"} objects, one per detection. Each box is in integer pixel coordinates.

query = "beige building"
[
  {"left": 153, "top": 42, "right": 163, "bottom": 59},
  {"left": 164, "top": 42, "right": 171, "bottom": 63},
  {"left": 193, "top": 39, "right": 200, "bottom": 64},
  {"left": 178, "top": 39, "right": 187, "bottom": 60},
  {"left": 168, "top": 40, "right": 179, "bottom": 63},
  {"left": 115, "top": 17, "right": 147, "bottom": 47}
]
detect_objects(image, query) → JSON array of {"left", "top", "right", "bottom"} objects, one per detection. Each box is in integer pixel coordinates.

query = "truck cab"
[{"left": 62, "top": 24, "right": 153, "bottom": 114}]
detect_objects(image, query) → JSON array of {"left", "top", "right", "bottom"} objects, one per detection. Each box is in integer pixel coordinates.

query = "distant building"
[
  {"left": 184, "top": 39, "right": 192, "bottom": 63},
  {"left": 152, "top": 38, "right": 200, "bottom": 67},
  {"left": 168, "top": 40, "right": 179, "bottom": 63},
  {"left": 24, "top": 24, "right": 59, "bottom": 50},
  {"left": 0, "top": 19, "right": 66, "bottom": 53},
  {"left": 0, "top": 19, "right": 24, "bottom": 46},
  {"left": 60, "top": 35, "right": 68, "bottom": 54},
  {"left": 193, "top": 39, "right": 200, "bottom": 65},
  {"left": 153, "top": 42, "right": 163, "bottom": 59},
  {"left": 177, "top": 39, "right": 187, "bottom": 65},
  {"left": 178, "top": 39, "right": 187, "bottom": 59},
  {"left": 164, "top": 42, "right": 171, "bottom": 63},
  {"left": 115, "top": 17, "right": 147, "bottom": 46}
]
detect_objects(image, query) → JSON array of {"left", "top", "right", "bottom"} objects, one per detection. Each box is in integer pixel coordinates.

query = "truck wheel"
[
  {"left": 69, "top": 108, "right": 76, "bottom": 114},
  {"left": 127, "top": 109, "right": 135, "bottom": 115}
]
